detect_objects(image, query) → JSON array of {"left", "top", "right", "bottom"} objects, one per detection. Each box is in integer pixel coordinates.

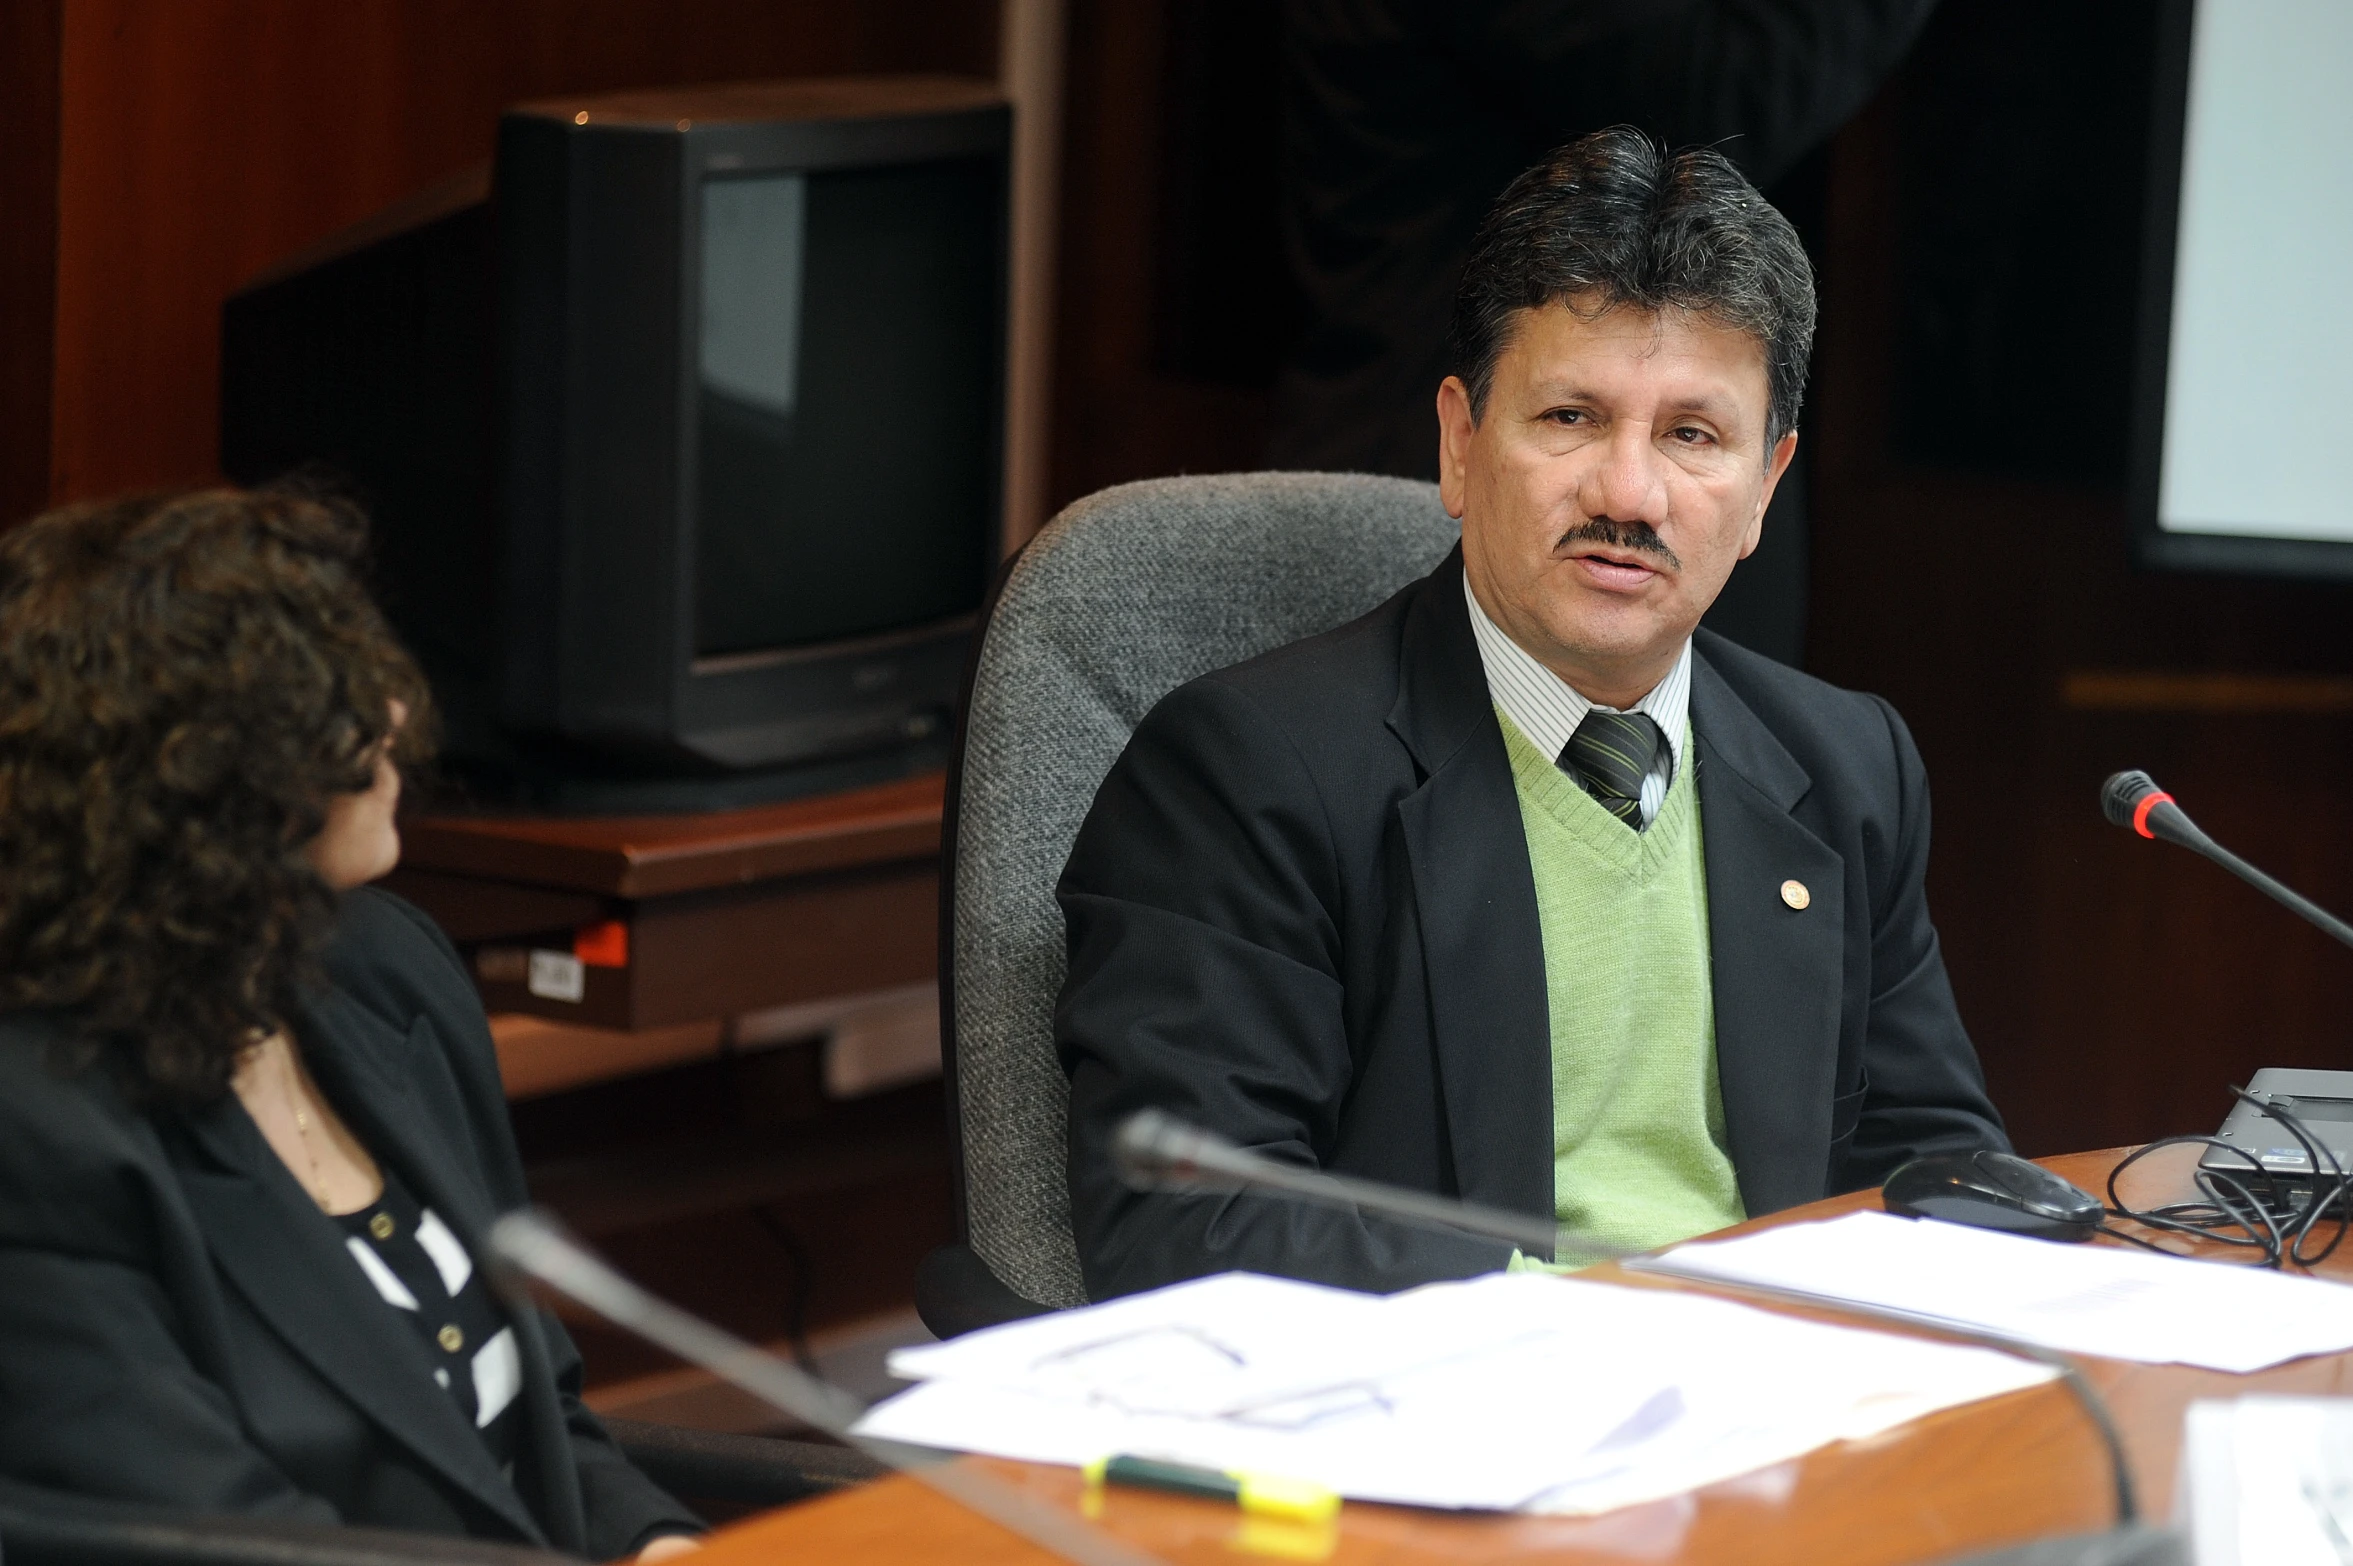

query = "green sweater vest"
[{"left": 1499, "top": 712, "right": 1746, "bottom": 1259}]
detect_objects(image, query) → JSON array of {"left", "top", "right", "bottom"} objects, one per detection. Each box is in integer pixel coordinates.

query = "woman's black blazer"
[{"left": 0, "top": 888, "right": 697, "bottom": 1559}]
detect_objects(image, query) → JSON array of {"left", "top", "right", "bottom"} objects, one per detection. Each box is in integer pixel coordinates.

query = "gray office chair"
[{"left": 918, "top": 472, "right": 1460, "bottom": 1336}]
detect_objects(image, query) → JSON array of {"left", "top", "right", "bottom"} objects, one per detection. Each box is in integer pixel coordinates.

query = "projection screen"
[{"left": 2133, "top": 0, "right": 2353, "bottom": 577}]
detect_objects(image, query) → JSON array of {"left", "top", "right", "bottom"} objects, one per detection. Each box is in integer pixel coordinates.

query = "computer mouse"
[{"left": 1882, "top": 1150, "right": 2105, "bottom": 1242}]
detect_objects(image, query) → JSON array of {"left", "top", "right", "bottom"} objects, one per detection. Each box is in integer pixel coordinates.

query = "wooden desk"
[
  {"left": 688, "top": 1145, "right": 2353, "bottom": 1565},
  {"left": 384, "top": 773, "right": 945, "bottom": 1033}
]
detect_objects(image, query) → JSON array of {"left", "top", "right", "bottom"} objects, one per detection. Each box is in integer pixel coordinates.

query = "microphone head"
[
  {"left": 2102, "top": 768, "right": 2206, "bottom": 847},
  {"left": 1112, "top": 1109, "right": 1244, "bottom": 1193},
  {"left": 2102, "top": 770, "right": 2162, "bottom": 829}
]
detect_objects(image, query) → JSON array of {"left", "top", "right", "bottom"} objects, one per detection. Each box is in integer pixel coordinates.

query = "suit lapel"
[
  {"left": 170, "top": 1073, "right": 545, "bottom": 1545},
  {"left": 1386, "top": 553, "right": 1556, "bottom": 1229},
  {"left": 301, "top": 997, "right": 495, "bottom": 1238},
  {"left": 298, "top": 993, "right": 589, "bottom": 1557},
  {"left": 1690, "top": 649, "right": 1847, "bottom": 1215}
]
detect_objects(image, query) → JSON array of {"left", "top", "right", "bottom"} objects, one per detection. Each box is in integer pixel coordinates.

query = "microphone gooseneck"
[
  {"left": 2100, "top": 770, "right": 2353, "bottom": 950},
  {"left": 1114, "top": 1108, "right": 1604, "bottom": 1262},
  {"left": 487, "top": 1210, "right": 1163, "bottom": 1566}
]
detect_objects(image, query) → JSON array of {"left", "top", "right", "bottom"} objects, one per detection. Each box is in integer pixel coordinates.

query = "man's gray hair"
[{"left": 1451, "top": 126, "right": 1818, "bottom": 446}]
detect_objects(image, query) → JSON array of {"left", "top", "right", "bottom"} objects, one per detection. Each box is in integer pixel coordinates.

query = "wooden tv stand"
[{"left": 384, "top": 772, "right": 945, "bottom": 1036}]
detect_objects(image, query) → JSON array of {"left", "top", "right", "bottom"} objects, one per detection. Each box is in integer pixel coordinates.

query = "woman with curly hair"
[{"left": 0, "top": 488, "right": 700, "bottom": 1560}]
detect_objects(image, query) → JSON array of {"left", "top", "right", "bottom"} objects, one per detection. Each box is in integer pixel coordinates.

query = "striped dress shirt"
[
  {"left": 337, "top": 1166, "right": 525, "bottom": 1472},
  {"left": 1463, "top": 574, "right": 1693, "bottom": 829}
]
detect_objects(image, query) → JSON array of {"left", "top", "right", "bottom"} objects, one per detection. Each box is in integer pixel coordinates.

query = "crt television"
[
  {"left": 2130, "top": 0, "right": 2353, "bottom": 580},
  {"left": 223, "top": 77, "right": 1009, "bottom": 810}
]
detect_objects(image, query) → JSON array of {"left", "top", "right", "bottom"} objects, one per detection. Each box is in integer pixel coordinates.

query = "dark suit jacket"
[
  {"left": 1057, "top": 549, "right": 2006, "bottom": 1299},
  {"left": 0, "top": 888, "right": 697, "bottom": 1560},
  {"left": 1274, "top": 0, "right": 1940, "bottom": 477}
]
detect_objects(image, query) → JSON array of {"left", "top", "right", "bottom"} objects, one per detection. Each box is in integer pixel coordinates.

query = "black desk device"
[
  {"left": 2202, "top": 1066, "right": 2353, "bottom": 1184},
  {"left": 1883, "top": 1150, "right": 2105, "bottom": 1242}
]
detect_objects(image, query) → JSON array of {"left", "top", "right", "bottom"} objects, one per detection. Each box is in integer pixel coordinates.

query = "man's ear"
[
  {"left": 1740, "top": 429, "right": 1800, "bottom": 560},
  {"left": 1436, "top": 377, "right": 1476, "bottom": 520}
]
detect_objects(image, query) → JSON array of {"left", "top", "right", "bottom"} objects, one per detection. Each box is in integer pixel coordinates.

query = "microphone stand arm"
[
  {"left": 489, "top": 1211, "right": 1164, "bottom": 1566},
  {"left": 1117, "top": 1109, "right": 1617, "bottom": 1265},
  {"left": 1191, "top": 1154, "right": 1603, "bottom": 1263},
  {"left": 2170, "top": 819, "right": 2353, "bottom": 952},
  {"left": 2111, "top": 772, "right": 2353, "bottom": 951}
]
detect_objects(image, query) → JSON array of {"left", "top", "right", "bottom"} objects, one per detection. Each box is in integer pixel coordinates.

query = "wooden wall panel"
[
  {"left": 1047, "top": 0, "right": 1272, "bottom": 511},
  {"left": 45, "top": 0, "right": 997, "bottom": 506},
  {"left": 1805, "top": 451, "right": 2353, "bottom": 1156},
  {"left": 0, "top": 0, "right": 62, "bottom": 529},
  {"left": 1806, "top": 23, "right": 2353, "bottom": 1157}
]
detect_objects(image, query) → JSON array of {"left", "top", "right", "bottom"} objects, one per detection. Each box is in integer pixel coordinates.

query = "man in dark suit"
[
  {"left": 1275, "top": 0, "right": 1946, "bottom": 666},
  {"left": 1057, "top": 127, "right": 2005, "bottom": 1301}
]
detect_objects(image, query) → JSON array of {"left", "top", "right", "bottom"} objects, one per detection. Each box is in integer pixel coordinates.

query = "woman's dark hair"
[
  {"left": 1451, "top": 125, "right": 1818, "bottom": 445},
  {"left": 0, "top": 487, "right": 435, "bottom": 1107}
]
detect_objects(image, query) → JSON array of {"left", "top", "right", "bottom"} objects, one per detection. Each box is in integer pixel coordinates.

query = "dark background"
[{"left": 4, "top": 0, "right": 2350, "bottom": 1354}]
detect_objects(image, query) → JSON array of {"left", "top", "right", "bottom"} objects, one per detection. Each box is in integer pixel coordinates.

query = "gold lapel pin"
[{"left": 1780, "top": 879, "right": 1811, "bottom": 911}]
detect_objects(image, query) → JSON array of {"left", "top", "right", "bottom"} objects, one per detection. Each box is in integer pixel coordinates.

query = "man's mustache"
[{"left": 1556, "top": 517, "right": 1682, "bottom": 571}]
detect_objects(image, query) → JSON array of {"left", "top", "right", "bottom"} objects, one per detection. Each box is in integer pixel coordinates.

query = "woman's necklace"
[
  {"left": 288, "top": 1094, "right": 330, "bottom": 1209},
  {"left": 255, "top": 1032, "right": 333, "bottom": 1210}
]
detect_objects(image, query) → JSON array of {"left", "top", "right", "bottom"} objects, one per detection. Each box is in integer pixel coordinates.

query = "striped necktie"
[{"left": 1560, "top": 709, "right": 1667, "bottom": 830}]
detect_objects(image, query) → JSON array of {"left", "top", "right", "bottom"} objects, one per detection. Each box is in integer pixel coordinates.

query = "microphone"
[
  {"left": 2101, "top": 771, "right": 2353, "bottom": 950},
  {"left": 1116, "top": 1109, "right": 2143, "bottom": 1534},
  {"left": 1114, "top": 1107, "right": 1616, "bottom": 1263},
  {"left": 486, "top": 1209, "right": 1161, "bottom": 1566}
]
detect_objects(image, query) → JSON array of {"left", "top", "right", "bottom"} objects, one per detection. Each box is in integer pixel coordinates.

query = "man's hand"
[{"left": 635, "top": 1534, "right": 702, "bottom": 1563}]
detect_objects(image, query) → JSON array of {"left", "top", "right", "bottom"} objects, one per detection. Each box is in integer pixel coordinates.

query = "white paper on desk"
[
  {"left": 858, "top": 1269, "right": 2055, "bottom": 1516},
  {"left": 884, "top": 1272, "right": 1405, "bottom": 1418},
  {"left": 2181, "top": 1397, "right": 2353, "bottom": 1566},
  {"left": 1635, "top": 1210, "right": 2353, "bottom": 1373}
]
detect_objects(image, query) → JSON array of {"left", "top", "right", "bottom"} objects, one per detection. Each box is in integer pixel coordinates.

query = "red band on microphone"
[{"left": 2132, "top": 790, "right": 2174, "bottom": 839}]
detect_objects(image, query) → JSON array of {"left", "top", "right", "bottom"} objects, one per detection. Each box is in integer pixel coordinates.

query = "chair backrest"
[{"left": 946, "top": 471, "right": 1460, "bottom": 1306}]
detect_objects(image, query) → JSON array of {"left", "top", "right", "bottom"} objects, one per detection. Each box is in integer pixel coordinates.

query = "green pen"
[{"left": 1082, "top": 1454, "right": 1341, "bottom": 1524}]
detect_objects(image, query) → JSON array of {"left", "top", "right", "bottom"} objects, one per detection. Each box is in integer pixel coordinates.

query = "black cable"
[
  {"left": 2042, "top": 1352, "right": 2140, "bottom": 1529},
  {"left": 752, "top": 1207, "right": 823, "bottom": 1376},
  {"left": 1934, "top": 1332, "right": 2138, "bottom": 1529},
  {"left": 2221, "top": 1092, "right": 2347, "bottom": 1263},
  {"left": 2103, "top": 1088, "right": 2353, "bottom": 1271},
  {"left": 1691, "top": 1275, "right": 2137, "bottom": 1527},
  {"left": 2094, "top": 1223, "right": 2179, "bottom": 1256},
  {"left": 2267, "top": 1097, "right": 2353, "bottom": 1267},
  {"left": 2105, "top": 1140, "right": 2284, "bottom": 1260}
]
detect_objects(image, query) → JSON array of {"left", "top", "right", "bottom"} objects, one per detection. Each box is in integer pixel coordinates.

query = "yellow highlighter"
[{"left": 1082, "top": 1454, "right": 1341, "bottom": 1524}]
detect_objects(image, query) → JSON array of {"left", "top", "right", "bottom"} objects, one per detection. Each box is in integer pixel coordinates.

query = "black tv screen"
[
  {"left": 695, "top": 157, "right": 1001, "bottom": 661},
  {"left": 222, "top": 77, "right": 1009, "bottom": 810}
]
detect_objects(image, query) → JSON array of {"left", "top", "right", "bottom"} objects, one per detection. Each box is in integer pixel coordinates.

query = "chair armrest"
[
  {"left": 603, "top": 1419, "right": 886, "bottom": 1508},
  {"left": 914, "top": 1242, "right": 1059, "bottom": 1339}
]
